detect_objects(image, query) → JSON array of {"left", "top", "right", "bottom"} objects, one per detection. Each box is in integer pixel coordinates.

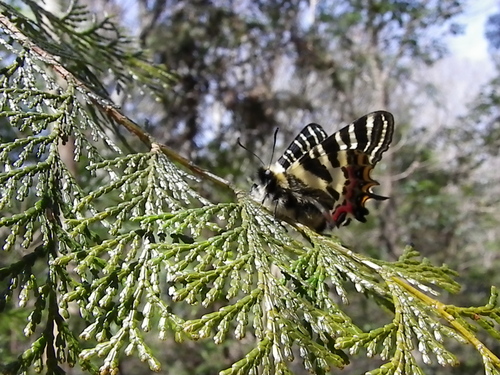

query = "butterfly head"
[
  {"left": 259, "top": 163, "right": 286, "bottom": 183},
  {"left": 251, "top": 163, "right": 287, "bottom": 201}
]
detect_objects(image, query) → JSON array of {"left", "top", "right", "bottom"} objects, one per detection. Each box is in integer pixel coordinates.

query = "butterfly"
[{"left": 250, "top": 111, "right": 394, "bottom": 232}]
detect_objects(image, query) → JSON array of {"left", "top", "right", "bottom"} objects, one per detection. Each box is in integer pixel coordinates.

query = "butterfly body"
[{"left": 250, "top": 111, "right": 394, "bottom": 232}]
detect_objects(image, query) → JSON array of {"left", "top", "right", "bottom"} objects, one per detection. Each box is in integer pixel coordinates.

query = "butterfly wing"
[
  {"left": 277, "top": 123, "right": 328, "bottom": 170},
  {"left": 286, "top": 111, "right": 394, "bottom": 227}
]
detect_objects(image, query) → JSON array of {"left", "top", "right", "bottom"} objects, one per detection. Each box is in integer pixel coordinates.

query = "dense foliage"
[{"left": 1, "top": 1, "right": 500, "bottom": 374}]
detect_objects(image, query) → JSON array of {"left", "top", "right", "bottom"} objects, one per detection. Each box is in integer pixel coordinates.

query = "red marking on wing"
[
  {"left": 331, "top": 160, "right": 386, "bottom": 227},
  {"left": 331, "top": 166, "right": 358, "bottom": 226}
]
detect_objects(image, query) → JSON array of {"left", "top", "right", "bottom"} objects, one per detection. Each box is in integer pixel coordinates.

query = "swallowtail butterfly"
[{"left": 250, "top": 111, "right": 394, "bottom": 232}]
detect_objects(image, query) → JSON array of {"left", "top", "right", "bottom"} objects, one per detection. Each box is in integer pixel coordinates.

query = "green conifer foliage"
[{"left": 0, "top": 2, "right": 500, "bottom": 375}]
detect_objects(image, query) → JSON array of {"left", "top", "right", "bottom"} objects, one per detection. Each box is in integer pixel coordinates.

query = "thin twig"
[{"left": 392, "top": 276, "right": 500, "bottom": 369}]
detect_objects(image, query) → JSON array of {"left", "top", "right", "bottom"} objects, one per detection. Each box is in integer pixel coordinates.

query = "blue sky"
[{"left": 449, "top": 0, "right": 497, "bottom": 62}]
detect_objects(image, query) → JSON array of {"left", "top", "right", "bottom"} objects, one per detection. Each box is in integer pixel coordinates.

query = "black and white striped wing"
[
  {"left": 277, "top": 123, "right": 328, "bottom": 170},
  {"left": 287, "top": 111, "right": 394, "bottom": 227}
]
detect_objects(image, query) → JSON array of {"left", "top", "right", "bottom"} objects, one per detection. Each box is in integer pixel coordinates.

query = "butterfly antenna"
[
  {"left": 237, "top": 137, "right": 265, "bottom": 166},
  {"left": 268, "top": 127, "right": 280, "bottom": 166}
]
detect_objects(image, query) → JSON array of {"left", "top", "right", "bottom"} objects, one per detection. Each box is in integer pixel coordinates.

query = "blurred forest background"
[{"left": 2, "top": 0, "right": 500, "bottom": 374}]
